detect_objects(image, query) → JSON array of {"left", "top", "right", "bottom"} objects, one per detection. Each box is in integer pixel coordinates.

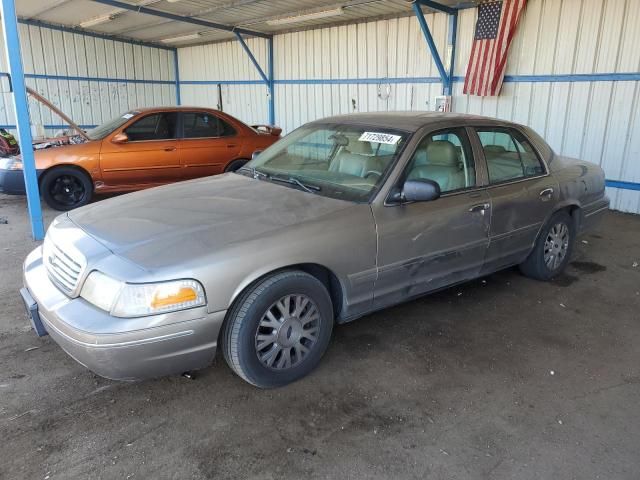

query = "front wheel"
[
  {"left": 221, "top": 271, "right": 334, "bottom": 388},
  {"left": 519, "top": 211, "right": 575, "bottom": 281},
  {"left": 40, "top": 166, "right": 93, "bottom": 211}
]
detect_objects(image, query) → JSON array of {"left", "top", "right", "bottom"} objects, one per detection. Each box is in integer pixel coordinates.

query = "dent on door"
[{"left": 372, "top": 190, "right": 491, "bottom": 307}]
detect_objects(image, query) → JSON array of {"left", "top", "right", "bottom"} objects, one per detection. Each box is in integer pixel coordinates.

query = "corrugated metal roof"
[{"left": 17, "top": 0, "right": 479, "bottom": 47}]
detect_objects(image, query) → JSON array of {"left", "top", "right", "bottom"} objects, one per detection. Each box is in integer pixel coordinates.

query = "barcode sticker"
[{"left": 358, "top": 131, "right": 402, "bottom": 145}]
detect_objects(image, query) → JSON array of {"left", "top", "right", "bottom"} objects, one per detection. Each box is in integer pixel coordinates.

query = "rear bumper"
[{"left": 23, "top": 246, "right": 226, "bottom": 381}]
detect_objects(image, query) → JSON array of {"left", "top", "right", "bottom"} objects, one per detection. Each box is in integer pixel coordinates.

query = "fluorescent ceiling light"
[
  {"left": 79, "top": 14, "right": 115, "bottom": 28},
  {"left": 160, "top": 33, "right": 201, "bottom": 43},
  {"left": 266, "top": 7, "right": 344, "bottom": 26}
]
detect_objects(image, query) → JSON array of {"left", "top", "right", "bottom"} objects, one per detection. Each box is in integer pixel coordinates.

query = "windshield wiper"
[{"left": 270, "top": 175, "right": 321, "bottom": 193}]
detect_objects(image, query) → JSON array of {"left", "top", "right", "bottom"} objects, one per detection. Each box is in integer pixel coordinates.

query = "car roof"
[{"left": 309, "top": 111, "right": 515, "bottom": 132}]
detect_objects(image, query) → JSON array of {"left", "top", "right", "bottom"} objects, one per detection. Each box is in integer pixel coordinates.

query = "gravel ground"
[{"left": 1, "top": 193, "right": 639, "bottom": 480}]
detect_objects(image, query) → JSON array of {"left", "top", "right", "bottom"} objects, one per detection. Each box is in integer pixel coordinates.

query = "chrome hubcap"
[
  {"left": 255, "top": 294, "right": 320, "bottom": 370},
  {"left": 544, "top": 222, "right": 570, "bottom": 270}
]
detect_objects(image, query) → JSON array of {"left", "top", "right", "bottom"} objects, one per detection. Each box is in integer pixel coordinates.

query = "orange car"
[{"left": 0, "top": 107, "right": 281, "bottom": 210}]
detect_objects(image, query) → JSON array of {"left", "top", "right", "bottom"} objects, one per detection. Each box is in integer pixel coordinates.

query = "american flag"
[{"left": 463, "top": 0, "right": 527, "bottom": 96}]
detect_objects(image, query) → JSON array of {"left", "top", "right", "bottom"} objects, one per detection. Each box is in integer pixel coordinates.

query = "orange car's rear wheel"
[
  {"left": 40, "top": 166, "right": 93, "bottom": 211},
  {"left": 224, "top": 159, "right": 249, "bottom": 172}
]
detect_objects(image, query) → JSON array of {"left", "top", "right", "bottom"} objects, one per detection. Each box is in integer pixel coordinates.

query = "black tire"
[
  {"left": 221, "top": 271, "right": 334, "bottom": 388},
  {"left": 40, "top": 166, "right": 93, "bottom": 211},
  {"left": 519, "top": 210, "right": 575, "bottom": 281},
  {"left": 224, "top": 159, "right": 249, "bottom": 172}
]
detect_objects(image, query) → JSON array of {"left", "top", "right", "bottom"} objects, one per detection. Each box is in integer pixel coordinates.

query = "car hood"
[{"left": 67, "top": 174, "right": 354, "bottom": 270}]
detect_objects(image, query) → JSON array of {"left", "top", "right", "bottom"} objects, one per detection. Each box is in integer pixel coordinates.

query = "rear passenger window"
[
  {"left": 404, "top": 128, "right": 475, "bottom": 193},
  {"left": 183, "top": 112, "right": 236, "bottom": 138},
  {"left": 476, "top": 128, "right": 545, "bottom": 183}
]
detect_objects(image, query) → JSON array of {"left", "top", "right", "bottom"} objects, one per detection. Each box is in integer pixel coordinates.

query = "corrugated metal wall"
[
  {"left": 179, "top": 38, "right": 269, "bottom": 125},
  {"left": 0, "top": 22, "right": 177, "bottom": 137},
  {"left": 177, "top": 0, "right": 640, "bottom": 214}
]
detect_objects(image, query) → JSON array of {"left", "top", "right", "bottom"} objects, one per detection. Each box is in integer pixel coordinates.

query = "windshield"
[
  {"left": 86, "top": 111, "right": 139, "bottom": 140},
  {"left": 243, "top": 123, "right": 409, "bottom": 203}
]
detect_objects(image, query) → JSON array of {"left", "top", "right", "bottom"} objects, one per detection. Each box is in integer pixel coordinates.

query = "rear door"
[
  {"left": 471, "top": 127, "right": 558, "bottom": 273},
  {"left": 179, "top": 111, "right": 242, "bottom": 179},
  {"left": 372, "top": 127, "right": 491, "bottom": 307},
  {"left": 99, "top": 111, "right": 179, "bottom": 187}
]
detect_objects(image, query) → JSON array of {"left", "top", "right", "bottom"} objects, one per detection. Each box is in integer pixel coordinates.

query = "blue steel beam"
[
  {"left": 267, "top": 36, "right": 275, "bottom": 125},
  {"left": 91, "top": 0, "right": 272, "bottom": 39},
  {"left": 446, "top": 11, "right": 458, "bottom": 95},
  {"left": 412, "top": 2, "right": 449, "bottom": 90},
  {"left": 173, "top": 49, "right": 181, "bottom": 105},
  {"left": 234, "top": 32, "right": 269, "bottom": 84},
  {"left": 235, "top": 32, "right": 275, "bottom": 125},
  {"left": 415, "top": 0, "right": 456, "bottom": 15},
  {"left": 1, "top": 0, "right": 45, "bottom": 240}
]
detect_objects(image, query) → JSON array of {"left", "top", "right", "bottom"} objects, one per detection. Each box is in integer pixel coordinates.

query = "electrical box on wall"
[{"left": 434, "top": 95, "right": 451, "bottom": 112}]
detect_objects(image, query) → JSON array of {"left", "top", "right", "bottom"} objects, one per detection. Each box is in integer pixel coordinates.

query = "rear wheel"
[
  {"left": 224, "top": 159, "right": 249, "bottom": 172},
  {"left": 40, "top": 166, "right": 93, "bottom": 211},
  {"left": 519, "top": 211, "right": 575, "bottom": 281},
  {"left": 221, "top": 271, "right": 334, "bottom": 388}
]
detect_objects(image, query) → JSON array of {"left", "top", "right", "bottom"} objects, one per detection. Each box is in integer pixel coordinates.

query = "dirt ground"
[{"left": 1, "top": 192, "right": 639, "bottom": 480}]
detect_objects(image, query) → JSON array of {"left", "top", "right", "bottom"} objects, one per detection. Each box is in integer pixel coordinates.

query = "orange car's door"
[
  {"left": 178, "top": 111, "right": 242, "bottom": 179},
  {"left": 100, "top": 112, "right": 180, "bottom": 188}
]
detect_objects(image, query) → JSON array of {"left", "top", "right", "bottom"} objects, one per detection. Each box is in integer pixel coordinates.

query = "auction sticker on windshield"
[{"left": 359, "top": 131, "right": 402, "bottom": 145}]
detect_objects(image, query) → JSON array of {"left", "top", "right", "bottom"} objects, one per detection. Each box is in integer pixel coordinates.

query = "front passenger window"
[
  {"left": 405, "top": 128, "right": 476, "bottom": 194},
  {"left": 125, "top": 112, "right": 177, "bottom": 141}
]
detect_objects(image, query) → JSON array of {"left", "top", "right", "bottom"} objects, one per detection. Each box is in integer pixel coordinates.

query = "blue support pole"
[
  {"left": 267, "top": 37, "right": 275, "bottom": 126},
  {"left": 173, "top": 48, "right": 181, "bottom": 105},
  {"left": 446, "top": 12, "right": 458, "bottom": 96},
  {"left": 1, "top": 0, "right": 44, "bottom": 240},
  {"left": 412, "top": 2, "right": 449, "bottom": 91}
]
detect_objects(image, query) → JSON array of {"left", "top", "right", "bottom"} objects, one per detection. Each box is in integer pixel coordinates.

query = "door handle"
[
  {"left": 539, "top": 187, "right": 554, "bottom": 200},
  {"left": 164, "top": 147, "right": 176, "bottom": 152},
  {"left": 226, "top": 144, "right": 238, "bottom": 148},
  {"left": 469, "top": 203, "right": 491, "bottom": 214}
]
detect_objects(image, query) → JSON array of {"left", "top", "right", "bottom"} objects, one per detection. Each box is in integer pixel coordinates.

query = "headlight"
[
  {"left": 80, "top": 272, "right": 206, "bottom": 318},
  {"left": 0, "top": 157, "right": 22, "bottom": 170}
]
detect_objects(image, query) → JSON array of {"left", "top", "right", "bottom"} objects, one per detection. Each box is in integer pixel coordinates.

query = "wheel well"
[
  {"left": 564, "top": 204, "right": 582, "bottom": 231},
  {"left": 39, "top": 164, "right": 93, "bottom": 190},
  {"left": 224, "top": 263, "right": 345, "bottom": 324},
  {"left": 224, "top": 158, "right": 250, "bottom": 172}
]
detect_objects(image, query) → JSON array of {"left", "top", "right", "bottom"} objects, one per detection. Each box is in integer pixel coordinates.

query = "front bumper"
[
  {"left": 22, "top": 246, "right": 226, "bottom": 381},
  {"left": 0, "top": 168, "right": 40, "bottom": 195}
]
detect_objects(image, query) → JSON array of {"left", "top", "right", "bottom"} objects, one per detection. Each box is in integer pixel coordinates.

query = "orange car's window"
[
  {"left": 125, "top": 113, "right": 177, "bottom": 141},
  {"left": 183, "top": 112, "right": 236, "bottom": 139}
]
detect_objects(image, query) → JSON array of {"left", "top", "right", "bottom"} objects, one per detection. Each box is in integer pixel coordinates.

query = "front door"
[
  {"left": 99, "top": 111, "right": 180, "bottom": 188},
  {"left": 179, "top": 111, "right": 242, "bottom": 179},
  {"left": 471, "top": 127, "right": 559, "bottom": 273},
  {"left": 372, "top": 127, "right": 491, "bottom": 307}
]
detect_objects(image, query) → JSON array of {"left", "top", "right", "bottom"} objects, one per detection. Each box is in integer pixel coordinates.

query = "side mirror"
[
  {"left": 251, "top": 151, "right": 262, "bottom": 161},
  {"left": 112, "top": 132, "right": 129, "bottom": 144},
  {"left": 402, "top": 179, "right": 441, "bottom": 202},
  {"left": 270, "top": 127, "right": 282, "bottom": 136}
]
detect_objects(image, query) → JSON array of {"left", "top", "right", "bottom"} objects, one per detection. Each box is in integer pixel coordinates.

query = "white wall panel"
[{"left": 0, "top": 23, "right": 176, "bottom": 137}]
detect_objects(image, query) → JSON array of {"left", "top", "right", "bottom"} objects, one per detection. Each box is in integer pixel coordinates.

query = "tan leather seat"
[
  {"left": 408, "top": 140, "right": 465, "bottom": 192},
  {"left": 330, "top": 139, "right": 383, "bottom": 178}
]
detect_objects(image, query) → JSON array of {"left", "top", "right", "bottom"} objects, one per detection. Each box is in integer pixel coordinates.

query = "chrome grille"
[{"left": 43, "top": 237, "right": 83, "bottom": 294}]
